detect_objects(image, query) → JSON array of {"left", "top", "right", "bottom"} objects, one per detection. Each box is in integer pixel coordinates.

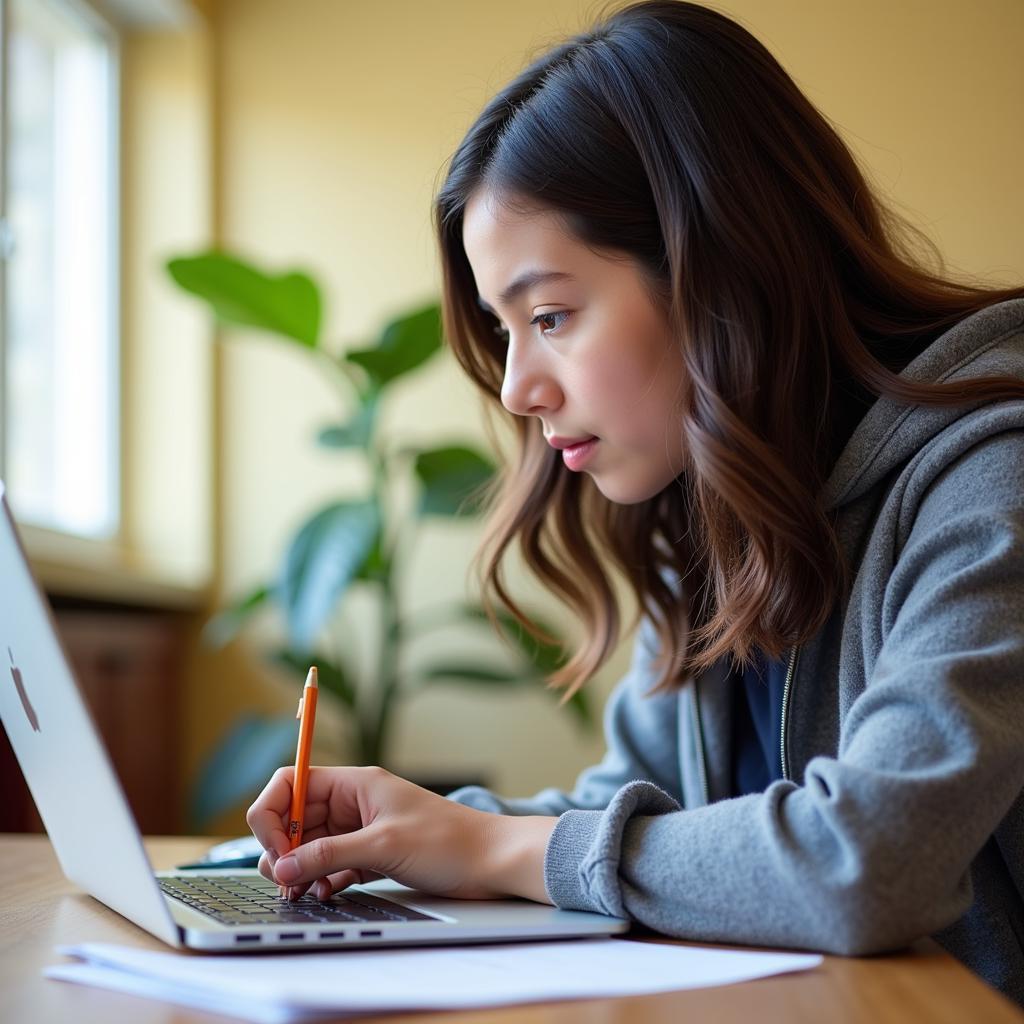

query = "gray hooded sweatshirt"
[{"left": 447, "top": 298, "right": 1024, "bottom": 1004}]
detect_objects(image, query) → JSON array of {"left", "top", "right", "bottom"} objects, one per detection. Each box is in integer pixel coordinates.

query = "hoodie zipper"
[
  {"left": 779, "top": 644, "right": 800, "bottom": 781},
  {"left": 692, "top": 676, "right": 710, "bottom": 805},
  {"left": 695, "top": 643, "right": 801, "bottom": 799}
]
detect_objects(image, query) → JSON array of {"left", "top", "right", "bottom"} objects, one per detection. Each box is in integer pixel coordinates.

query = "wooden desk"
[{"left": 3, "top": 834, "right": 1023, "bottom": 1024}]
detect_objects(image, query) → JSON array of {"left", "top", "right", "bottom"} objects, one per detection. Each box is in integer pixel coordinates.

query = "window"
[{"left": 1, "top": 0, "right": 119, "bottom": 539}]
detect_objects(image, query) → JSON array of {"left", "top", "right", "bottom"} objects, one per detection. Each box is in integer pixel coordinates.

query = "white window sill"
[{"left": 20, "top": 523, "right": 210, "bottom": 611}]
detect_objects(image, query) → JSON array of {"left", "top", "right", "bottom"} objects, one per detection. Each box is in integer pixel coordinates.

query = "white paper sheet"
[{"left": 46, "top": 938, "right": 822, "bottom": 1023}]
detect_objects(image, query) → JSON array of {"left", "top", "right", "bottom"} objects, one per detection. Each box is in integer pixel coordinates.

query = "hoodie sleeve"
[
  {"left": 543, "top": 429, "right": 1024, "bottom": 954},
  {"left": 445, "top": 614, "right": 684, "bottom": 816}
]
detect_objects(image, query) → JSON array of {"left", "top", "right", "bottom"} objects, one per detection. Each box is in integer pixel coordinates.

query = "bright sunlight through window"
[{"left": 2, "top": 0, "right": 119, "bottom": 538}]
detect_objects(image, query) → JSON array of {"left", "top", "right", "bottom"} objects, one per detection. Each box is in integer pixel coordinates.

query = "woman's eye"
[{"left": 530, "top": 310, "right": 570, "bottom": 334}]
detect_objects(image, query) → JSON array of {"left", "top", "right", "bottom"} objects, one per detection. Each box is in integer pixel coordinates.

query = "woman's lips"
[{"left": 561, "top": 437, "right": 599, "bottom": 471}]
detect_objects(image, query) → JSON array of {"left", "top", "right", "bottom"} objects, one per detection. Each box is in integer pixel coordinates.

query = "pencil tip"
[{"left": 307, "top": 665, "right": 318, "bottom": 688}]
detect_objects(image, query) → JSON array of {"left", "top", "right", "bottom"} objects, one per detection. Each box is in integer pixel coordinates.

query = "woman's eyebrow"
[{"left": 477, "top": 270, "right": 576, "bottom": 314}]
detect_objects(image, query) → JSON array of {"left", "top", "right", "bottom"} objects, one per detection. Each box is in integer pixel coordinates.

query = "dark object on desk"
[{"left": 175, "top": 835, "right": 262, "bottom": 870}]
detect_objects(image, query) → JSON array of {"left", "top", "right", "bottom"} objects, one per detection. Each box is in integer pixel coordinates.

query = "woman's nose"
[{"left": 500, "top": 346, "right": 562, "bottom": 417}]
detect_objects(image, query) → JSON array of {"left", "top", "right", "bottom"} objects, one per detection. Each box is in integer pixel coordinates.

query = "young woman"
[{"left": 248, "top": 1, "right": 1024, "bottom": 1002}]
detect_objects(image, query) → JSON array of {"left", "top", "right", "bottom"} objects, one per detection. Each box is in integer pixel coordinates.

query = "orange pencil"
[{"left": 288, "top": 666, "right": 318, "bottom": 850}]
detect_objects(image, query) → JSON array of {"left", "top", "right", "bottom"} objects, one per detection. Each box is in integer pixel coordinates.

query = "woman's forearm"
[{"left": 481, "top": 814, "right": 558, "bottom": 904}]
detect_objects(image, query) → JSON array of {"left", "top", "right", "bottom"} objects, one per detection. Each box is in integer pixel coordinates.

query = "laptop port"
[
  {"left": 321, "top": 931, "right": 346, "bottom": 939},
  {"left": 279, "top": 932, "right": 304, "bottom": 941},
  {"left": 360, "top": 930, "right": 382, "bottom": 937},
  {"left": 235, "top": 935, "right": 260, "bottom": 944}
]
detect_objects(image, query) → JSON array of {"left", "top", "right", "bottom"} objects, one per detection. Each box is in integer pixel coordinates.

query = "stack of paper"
[{"left": 46, "top": 937, "right": 822, "bottom": 1023}]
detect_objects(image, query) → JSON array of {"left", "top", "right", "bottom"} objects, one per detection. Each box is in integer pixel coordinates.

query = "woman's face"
[{"left": 461, "top": 188, "right": 687, "bottom": 505}]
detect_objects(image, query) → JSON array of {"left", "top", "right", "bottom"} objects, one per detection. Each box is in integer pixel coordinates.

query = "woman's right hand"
[{"left": 246, "top": 764, "right": 551, "bottom": 903}]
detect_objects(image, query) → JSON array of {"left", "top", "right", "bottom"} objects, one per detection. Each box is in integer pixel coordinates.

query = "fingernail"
[
  {"left": 316, "top": 881, "right": 330, "bottom": 901},
  {"left": 275, "top": 856, "right": 300, "bottom": 883}
]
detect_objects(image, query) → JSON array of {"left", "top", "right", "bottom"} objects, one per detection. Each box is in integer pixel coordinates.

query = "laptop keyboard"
[{"left": 158, "top": 875, "right": 438, "bottom": 926}]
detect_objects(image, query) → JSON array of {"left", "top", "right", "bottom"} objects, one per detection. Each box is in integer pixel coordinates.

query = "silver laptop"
[{"left": 0, "top": 480, "right": 629, "bottom": 951}]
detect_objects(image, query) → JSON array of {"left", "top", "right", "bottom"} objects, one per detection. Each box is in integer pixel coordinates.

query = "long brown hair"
[{"left": 433, "top": 0, "right": 1024, "bottom": 698}]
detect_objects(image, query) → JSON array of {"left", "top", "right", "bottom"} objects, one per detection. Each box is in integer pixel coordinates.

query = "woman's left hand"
[{"left": 246, "top": 764, "right": 556, "bottom": 904}]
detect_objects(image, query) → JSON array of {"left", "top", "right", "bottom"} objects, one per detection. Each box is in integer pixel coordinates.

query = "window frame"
[
  {"left": 0, "top": 0, "right": 123, "bottom": 544},
  {"left": 0, "top": 0, "right": 215, "bottom": 609}
]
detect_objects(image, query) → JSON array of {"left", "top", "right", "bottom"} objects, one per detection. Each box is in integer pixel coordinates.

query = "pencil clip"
[{"left": 296, "top": 697, "right": 304, "bottom": 719}]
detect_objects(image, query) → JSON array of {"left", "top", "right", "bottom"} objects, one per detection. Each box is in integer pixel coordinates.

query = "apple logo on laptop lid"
[{"left": 9, "top": 647, "right": 40, "bottom": 732}]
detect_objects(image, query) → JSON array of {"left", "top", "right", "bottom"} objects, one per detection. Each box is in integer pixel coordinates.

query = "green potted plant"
[{"left": 166, "top": 252, "right": 594, "bottom": 828}]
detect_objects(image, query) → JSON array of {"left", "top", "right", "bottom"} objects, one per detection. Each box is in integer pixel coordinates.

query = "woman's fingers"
[
  {"left": 257, "top": 849, "right": 275, "bottom": 882},
  {"left": 284, "top": 868, "right": 383, "bottom": 903},
  {"left": 252, "top": 766, "right": 441, "bottom": 899},
  {"left": 247, "top": 767, "right": 344, "bottom": 890},
  {"left": 272, "top": 828, "right": 387, "bottom": 890},
  {"left": 265, "top": 864, "right": 381, "bottom": 902},
  {"left": 311, "top": 867, "right": 385, "bottom": 900},
  {"left": 312, "top": 872, "right": 355, "bottom": 900},
  {"left": 246, "top": 766, "right": 295, "bottom": 858},
  {"left": 248, "top": 766, "right": 369, "bottom": 859},
  {"left": 257, "top": 848, "right": 303, "bottom": 899}
]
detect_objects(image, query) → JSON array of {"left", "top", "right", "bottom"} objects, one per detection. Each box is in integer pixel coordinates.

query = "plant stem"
[
  {"left": 370, "top": 568, "right": 401, "bottom": 766},
  {"left": 311, "top": 345, "right": 367, "bottom": 406},
  {"left": 357, "top": 432, "right": 399, "bottom": 766}
]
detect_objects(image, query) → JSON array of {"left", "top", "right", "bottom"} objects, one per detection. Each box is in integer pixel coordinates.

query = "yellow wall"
[
  {"left": 184, "top": 0, "right": 1024, "bottom": 830},
  {"left": 122, "top": 26, "right": 215, "bottom": 593}
]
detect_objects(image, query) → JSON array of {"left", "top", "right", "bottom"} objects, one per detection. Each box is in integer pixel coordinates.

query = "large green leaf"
[
  {"left": 418, "top": 662, "right": 524, "bottom": 686},
  {"left": 189, "top": 713, "right": 297, "bottom": 829},
  {"left": 344, "top": 303, "right": 442, "bottom": 386},
  {"left": 166, "top": 251, "right": 321, "bottom": 348},
  {"left": 414, "top": 445, "right": 495, "bottom": 517},
  {"left": 354, "top": 531, "right": 389, "bottom": 585},
  {"left": 270, "top": 648, "right": 358, "bottom": 711},
  {"left": 279, "top": 500, "right": 380, "bottom": 651},
  {"left": 457, "top": 605, "right": 595, "bottom": 729},
  {"left": 462, "top": 603, "right": 567, "bottom": 675},
  {"left": 201, "top": 583, "right": 273, "bottom": 649},
  {"left": 417, "top": 658, "right": 595, "bottom": 730}
]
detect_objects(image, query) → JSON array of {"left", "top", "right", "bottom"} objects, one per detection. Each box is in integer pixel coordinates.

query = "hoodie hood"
[{"left": 821, "top": 298, "right": 1024, "bottom": 512}]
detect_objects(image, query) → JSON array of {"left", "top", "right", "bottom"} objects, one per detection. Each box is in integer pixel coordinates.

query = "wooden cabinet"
[{"left": 0, "top": 600, "right": 186, "bottom": 834}]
